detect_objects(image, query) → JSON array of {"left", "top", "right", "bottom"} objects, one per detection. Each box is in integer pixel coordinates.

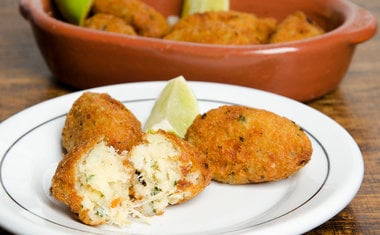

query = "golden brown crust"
[
  {"left": 84, "top": 13, "right": 137, "bottom": 35},
  {"left": 185, "top": 105, "right": 313, "bottom": 184},
  {"left": 62, "top": 92, "right": 143, "bottom": 153},
  {"left": 164, "top": 11, "right": 277, "bottom": 45},
  {"left": 92, "top": 0, "right": 170, "bottom": 38},
  {"left": 270, "top": 11, "right": 325, "bottom": 43}
]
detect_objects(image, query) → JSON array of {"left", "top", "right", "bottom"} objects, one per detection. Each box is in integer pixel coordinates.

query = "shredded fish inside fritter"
[{"left": 51, "top": 130, "right": 211, "bottom": 226}]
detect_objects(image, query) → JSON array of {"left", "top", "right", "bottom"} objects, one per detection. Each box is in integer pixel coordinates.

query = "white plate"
[{"left": 0, "top": 81, "right": 363, "bottom": 235}]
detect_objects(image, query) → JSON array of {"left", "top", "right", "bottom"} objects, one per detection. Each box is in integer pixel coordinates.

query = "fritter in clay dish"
[
  {"left": 84, "top": 13, "right": 137, "bottom": 35},
  {"left": 61, "top": 92, "right": 143, "bottom": 153},
  {"left": 51, "top": 130, "right": 211, "bottom": 226},
  {"left": 164, "top": 10, "right": 277, "bottom": 45},
  {"left": 270, "top": 11, "right": 325, "bottom": 43},
  {"left": 185, "top": 105, "right": 313, "bottom": 184},
  {"left": 92, "top": 0, "right": 170, "bottom": 38}
]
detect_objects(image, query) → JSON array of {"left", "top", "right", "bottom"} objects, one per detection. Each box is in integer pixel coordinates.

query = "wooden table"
[{"left": 1, "top": 0, "right": 378, "bottom": 234}]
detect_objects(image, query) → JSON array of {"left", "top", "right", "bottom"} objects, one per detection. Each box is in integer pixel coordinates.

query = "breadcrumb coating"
[
  {"left": 92, "top": 0, "right": 170, "bottom": 38},
  {"left": 164, "top": 11, "right": 277, "bottom": 45},
  {"left": 84, "top": 13, "right": 137, "bottom": 35},
  {"left": 185, "top": 105, "right": 313, "bottom": 184},
  {"left": 270, "top": 11, "right": 325, "bottom": 43},
  {"left": 62, "top": 92, "right": 143, "bottom": 154}
]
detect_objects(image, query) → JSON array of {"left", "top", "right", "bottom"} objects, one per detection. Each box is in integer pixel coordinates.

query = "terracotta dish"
[{"left": 19, "top": 0, "right": 377, "bottom": 101}]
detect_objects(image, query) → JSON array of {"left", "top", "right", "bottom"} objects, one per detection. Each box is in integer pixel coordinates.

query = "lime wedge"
[
  {"left": 54, "top": 0, "right": 93, "bottom": 26},
  {"left": 181, "top": 0, "right": 230, "bottom": 17},
  {"left": 144, "top": 76, "right": 199, "bottom": 138}
]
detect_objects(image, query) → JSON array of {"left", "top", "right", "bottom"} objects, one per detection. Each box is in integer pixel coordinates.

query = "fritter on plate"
[
  {"left": 62, "top": 92, "right": 143, "bottom": 153},
  {"left": 270, "top": 11, "right": 325, "bottom": 43},
  {"left": 92, "top": 0, "right": 170, "bottom": 38},
  {"left": 51, "top": 130, "right": 211, "bottom": 226},
  {"left": 164, "top": 10, "right": 277, "bottom": 45},
  {"left": 185, "top": 105, "right": 313, "bottom": 184}
]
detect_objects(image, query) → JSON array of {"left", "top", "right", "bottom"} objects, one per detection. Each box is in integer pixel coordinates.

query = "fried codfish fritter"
[
  {"left": 84, "top": 13, "right": 137, "bottom": 35},
  {"left": 62, "top": 92, "right": 143, "bottom": 153},
  {"left": 185, "top": 105, "right": 313, "bottom": 184},
  {"left": 270, "top": 11, "right": 325, "bottom": 43},
  {"left": 51, "top": 130, "right": 211, "bottom": 226},
  {"left": 164, "top": 11, "right": 277, "bottom": 45},
  {"left": 92, "top": 0, "right": 170, "bottom": 38}
]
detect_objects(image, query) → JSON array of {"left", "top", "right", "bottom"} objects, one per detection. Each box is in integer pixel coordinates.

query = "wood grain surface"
[{"left": 0, "top": 0, "right": 378, "bottom": 234}]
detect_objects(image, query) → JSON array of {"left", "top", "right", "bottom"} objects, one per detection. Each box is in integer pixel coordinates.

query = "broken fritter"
[{"left": 51, "top": 130, "right": 211, "bottom": 226}]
